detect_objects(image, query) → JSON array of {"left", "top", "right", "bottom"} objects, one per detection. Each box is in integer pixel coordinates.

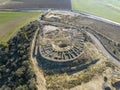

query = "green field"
[
  {"left": 72, "top": 0, "right": 120, "bottom": 23},
  {"left": 0, "top": 11, "right": 40, "bottom": 43}
]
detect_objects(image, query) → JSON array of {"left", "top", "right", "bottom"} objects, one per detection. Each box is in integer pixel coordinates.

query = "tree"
[{"left": 15, "top": 66, "right": 26, "bottom": 78}]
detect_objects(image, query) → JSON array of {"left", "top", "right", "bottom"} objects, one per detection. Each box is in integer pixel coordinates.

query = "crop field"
[
  {"left": 72, "top": 0, "right": 120, "bottom": 23},
  {"left": 0, "top": 0, "right": 71, "bottom": 9},
  {"left": 0, "top": 11, "right": 40, "bottom": 43}
]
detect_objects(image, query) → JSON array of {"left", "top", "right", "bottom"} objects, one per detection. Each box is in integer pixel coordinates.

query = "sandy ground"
[{"left": 70, "top": 76, "right": 104, "bottom": 90}]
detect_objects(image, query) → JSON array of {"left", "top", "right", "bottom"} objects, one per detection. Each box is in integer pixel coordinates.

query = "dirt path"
[
  {"left": 30, "top": 27, "right": 46, "bottom": 90},
  {"left": 86, "top": 31, "right": 120, "bottom": 67}
]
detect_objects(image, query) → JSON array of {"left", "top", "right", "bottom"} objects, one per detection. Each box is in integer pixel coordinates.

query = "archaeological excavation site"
[
  {"left": 30, "top": 10, "right": 120, "bottom": 90},
  {"left": 0, "top": 0, "right": 120, "bottom": 90}
]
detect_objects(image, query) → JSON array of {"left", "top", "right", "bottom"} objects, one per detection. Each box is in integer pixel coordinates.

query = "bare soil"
[
  {"left": 0, "top": 0, "right": 71, "bottom": 9},
  {"left": 44, "top": 11, "right": 120, "bottom": 42}
]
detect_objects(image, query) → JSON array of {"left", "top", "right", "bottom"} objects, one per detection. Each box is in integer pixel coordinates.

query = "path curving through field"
[
  {"left": 86, "top": 31, "right": 120, "bottom": 67},
  {"left": 30, "top": 27, "right": 46, "bottom": 90}
]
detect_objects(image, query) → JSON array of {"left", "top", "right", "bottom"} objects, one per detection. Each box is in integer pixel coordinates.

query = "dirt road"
[
  {"left": 86, "top": 31, "right": 120, "bottom": 67},
  {"left": 30, "top": 27, "right": 46, "bottom": 90}
]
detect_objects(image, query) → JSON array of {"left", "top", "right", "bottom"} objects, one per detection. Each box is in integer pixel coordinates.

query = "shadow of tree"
[{"left": 112, "top": 81, "right": 120, "bottom": 90}]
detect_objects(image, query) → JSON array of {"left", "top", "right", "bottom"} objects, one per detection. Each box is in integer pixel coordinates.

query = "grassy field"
[
  {"left": 0, "top": 11, "right": 40, "bottom": 43},
  {"left": 72, "top": 0, "right": 120, "bottom": 23}
]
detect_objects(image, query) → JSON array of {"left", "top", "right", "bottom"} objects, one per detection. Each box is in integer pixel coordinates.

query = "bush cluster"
[{"left": 0, "top": 21, "right": 38, "bottom": 90}]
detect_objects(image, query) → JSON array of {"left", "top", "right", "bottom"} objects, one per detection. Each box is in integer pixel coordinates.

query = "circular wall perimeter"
[{"left": 39, "top": 24, "right": 85, "bottom": 62}]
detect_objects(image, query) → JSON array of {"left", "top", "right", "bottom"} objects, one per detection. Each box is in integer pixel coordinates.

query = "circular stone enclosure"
[{"left": 39, "top": 24, "right": 85, "bottom": 62}]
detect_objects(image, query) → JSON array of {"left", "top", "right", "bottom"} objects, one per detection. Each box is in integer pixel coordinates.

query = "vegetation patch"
[
  {"left": 0, "top": 11, "right": 40, "bottom": 43},
  {"left": 72, "top": 0, "right": 120, "bottom": 23},
  {"left": 0, "top": 21, "right": 38, "bottom": 90},
  {"left": 45, "top": 62, "right": 106, "bottom": 90}
]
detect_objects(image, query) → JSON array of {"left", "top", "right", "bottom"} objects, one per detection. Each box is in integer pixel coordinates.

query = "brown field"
[{"left": 0, "top": 0, "right": 71, "bottom": 9}]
